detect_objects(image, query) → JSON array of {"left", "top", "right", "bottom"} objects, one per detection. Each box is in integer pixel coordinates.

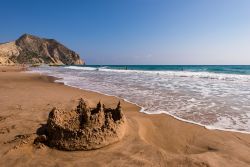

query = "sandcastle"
[{"left": 36, "top": 98, "right": 126, "bottom": 151}]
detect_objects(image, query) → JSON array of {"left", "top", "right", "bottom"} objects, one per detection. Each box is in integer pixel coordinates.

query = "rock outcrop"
[
  {"left": 0, "top": 34, "right": 84, "bottom": 65},
  {"left": 36, "top": 98, "right": 126, "bottom": 151},
  {"left": 0, "top": 42, "right": 20, "bottom": 65}
]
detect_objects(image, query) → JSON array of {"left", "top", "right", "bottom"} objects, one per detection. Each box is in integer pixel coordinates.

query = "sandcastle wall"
[{"left": 40, "top": 99, "right": 126, "bottom": 151}]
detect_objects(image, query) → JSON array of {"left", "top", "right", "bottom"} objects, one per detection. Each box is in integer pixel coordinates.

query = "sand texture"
[
  {"left": 0, "top": 66, "right": 250, "bottom": 167},
  {"left": 40, "top": 99, "right": 126, "bottom": 151}
]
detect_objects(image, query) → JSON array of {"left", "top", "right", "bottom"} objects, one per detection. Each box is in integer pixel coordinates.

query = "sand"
[
  {"left": 0, "top": 66, "right": 250, "bottom": 167},
  {"left": 44, "top": 99, "right": 126, "bottom": 151}
]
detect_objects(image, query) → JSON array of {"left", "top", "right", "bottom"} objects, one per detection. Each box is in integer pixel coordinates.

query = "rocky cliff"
[{"left": 0, "top": 34, "right": 84, "bottom": 65}]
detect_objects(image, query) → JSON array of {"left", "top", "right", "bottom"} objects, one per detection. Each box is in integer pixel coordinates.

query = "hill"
[{"left": 0, "top": 34, "right": 84, "bottom": 65}]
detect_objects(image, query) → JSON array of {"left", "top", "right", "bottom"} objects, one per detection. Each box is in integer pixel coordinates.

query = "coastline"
[
  {"left": 29, "top": 68, "right": 250, "bottom": 135},
  {"left": 1, "top": 66, "right": 250, "bottom": 166}
]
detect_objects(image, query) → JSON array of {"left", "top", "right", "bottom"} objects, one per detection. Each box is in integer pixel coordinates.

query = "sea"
[{"left": 29, "top": 65, "right": 250, "bottom": 133}]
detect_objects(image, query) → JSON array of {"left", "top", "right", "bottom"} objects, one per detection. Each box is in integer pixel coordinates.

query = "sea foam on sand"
[{"left": 28, "top": 66, "right": 250, "bottom": 133}]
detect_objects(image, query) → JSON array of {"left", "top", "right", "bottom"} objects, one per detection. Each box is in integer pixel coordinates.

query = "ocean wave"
[
  {"left": 64, "top": 66, "right": 98, "bottom": 71},
  {"left": 28, "top": 66, "right": 250, "bottom": 133},
  {"left": 64, "top": 66, "right": 250, "bottom": 82}
]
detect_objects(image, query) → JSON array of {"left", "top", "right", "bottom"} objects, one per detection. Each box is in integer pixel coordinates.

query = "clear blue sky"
[{"left": 1, "top": 0, "right": 250, "bottom": 65}]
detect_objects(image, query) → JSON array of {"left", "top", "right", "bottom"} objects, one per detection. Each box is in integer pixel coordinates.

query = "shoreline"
[
  {"left": 27, "top": 69, "right": 250, "bottom": 135},
  {"left": 1, "top": 65, "right": 250, "bottom": 166}
]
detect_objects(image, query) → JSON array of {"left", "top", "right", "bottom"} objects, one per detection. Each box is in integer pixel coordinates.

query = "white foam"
[
  {"left": 27, "top": 66, "right": 250, "bottom": 133},
  {"left": 65, "top": 66, "right": 250, "bottom": 82},
  {"left": 65, "top": 66, "right": 98, "bottom": 71},
  {"left": 142, "top": 110, "right": 250, "bottom": 134},
  {"left": 42, "top": 73, "right": 250, "bottom": 134}
]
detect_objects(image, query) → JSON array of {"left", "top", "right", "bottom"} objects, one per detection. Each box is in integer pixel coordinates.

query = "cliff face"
[{"left": 0, "top": 34, "right": 84, "bottom": 65}]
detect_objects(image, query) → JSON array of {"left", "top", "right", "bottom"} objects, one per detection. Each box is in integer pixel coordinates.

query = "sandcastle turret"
[
  {"left": 40, "top": 98, "right": 126, "bottom": 151},
  {"left": 77, "top": 98, "right": 89, "bottom": 113},
  {"left": 96, "top": 101, "right": 102, "bottom": 110},
  {"left": 76, "top": 98, "right": 90, "bottom": 128},
  {"left": 115, "top": 101, "right": 123, "bottom": 120},
  {"left": 117, "top": 101, "right": 121, "bottom": 109}
]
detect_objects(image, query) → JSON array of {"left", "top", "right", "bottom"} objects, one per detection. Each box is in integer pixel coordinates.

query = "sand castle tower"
[{"left": 41, "top": 98, "right": 126, "bottom": 151}]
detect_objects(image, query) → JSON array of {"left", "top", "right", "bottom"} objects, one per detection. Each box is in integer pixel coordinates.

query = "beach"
[{"left": 0, "top": 66, "right": 250, "bottom": 167}]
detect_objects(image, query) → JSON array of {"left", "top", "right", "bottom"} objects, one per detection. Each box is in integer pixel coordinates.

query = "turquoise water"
[
  {"left": 30, "top": 65, "right": 250, "bottom": 133},
  {"left": 83, "top": 65, "right": 250, "bottom": 75}
]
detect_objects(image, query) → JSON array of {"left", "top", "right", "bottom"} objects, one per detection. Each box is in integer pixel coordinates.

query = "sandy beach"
[{"left": 0, "top": 66, "right": 250, "bottom": 167}]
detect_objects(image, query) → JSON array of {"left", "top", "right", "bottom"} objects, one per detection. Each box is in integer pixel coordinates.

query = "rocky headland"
[{"left": 0, "top": 34, "right": 84, "bottom": 65}]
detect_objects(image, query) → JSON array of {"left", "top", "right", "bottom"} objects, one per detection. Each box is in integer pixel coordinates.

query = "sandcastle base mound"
[{"left": 35, "top": 98, "right": 126, "bottom": 151}]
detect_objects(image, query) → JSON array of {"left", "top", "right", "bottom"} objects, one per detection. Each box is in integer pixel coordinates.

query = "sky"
[{"left": 0, "top": 0, "right": 250, "bottom": 65}]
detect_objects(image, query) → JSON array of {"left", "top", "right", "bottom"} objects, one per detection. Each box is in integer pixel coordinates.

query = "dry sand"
[{"left": 0, "top": 66, "right": 250, "bottom": 167}]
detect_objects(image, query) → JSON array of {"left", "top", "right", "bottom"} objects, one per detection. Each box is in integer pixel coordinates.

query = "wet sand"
[{"left": 0, "top": 66, "right": 250, "bottom": 167}]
